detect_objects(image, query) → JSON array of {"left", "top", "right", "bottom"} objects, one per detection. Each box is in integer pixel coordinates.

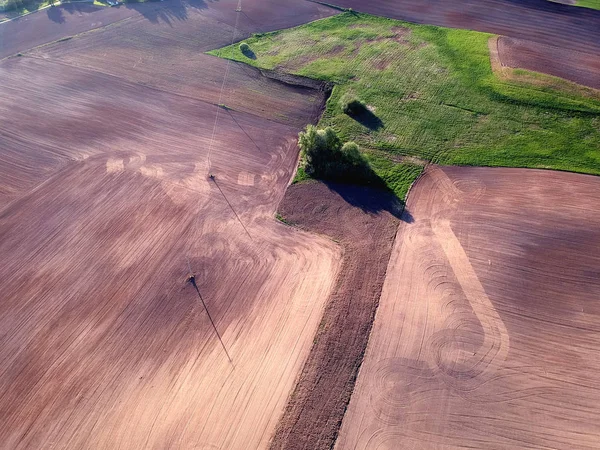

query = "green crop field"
[{"left": 209, "top": 12, "right": 600, "bottom": 200}]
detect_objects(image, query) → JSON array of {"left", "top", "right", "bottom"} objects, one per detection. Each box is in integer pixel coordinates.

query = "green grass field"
[
  {"left": 576, "top": 0, "right": 600, "bottom": 10},
  {"left": 209, "top": 12, "right": 600, "bottom": 200}
]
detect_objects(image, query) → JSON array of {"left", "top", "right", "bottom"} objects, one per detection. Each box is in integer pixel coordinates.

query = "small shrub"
[
  {"left": 340, "top": 93, "right": 367, "bottom": 116},
  {"left": 341, "top": 142, "right": 361, "bottom": 162}
]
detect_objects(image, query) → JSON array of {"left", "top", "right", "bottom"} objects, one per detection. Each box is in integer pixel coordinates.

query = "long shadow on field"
[
  {"left": 324, "top": 181, "right": 406, "bottom": 221},
  {"left": 46, "top": 5, "right": 65, "bottom": 23},
  {"left": 351, "top": 108, "right": 384, "bottom": 131},
  {"left": 46, "top": 2, "right": 97, "bottom": 23},
  {"left": 188, "top": 275, "right": 233, "bottom": 364},
  {"left": 124, "top": 0, "right": 210, "bottom": 25}
]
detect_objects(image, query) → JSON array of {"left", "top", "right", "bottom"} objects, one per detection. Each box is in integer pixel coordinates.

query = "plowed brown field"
[
  {"left": 337, "top": 166, "right": 600, "bottom": 449},
  {"left": 0, "top": 2, "right": 342, "bottom": 448}
]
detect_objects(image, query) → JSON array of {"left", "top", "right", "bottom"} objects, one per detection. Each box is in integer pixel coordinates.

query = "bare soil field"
[
  {"left": 0, "top": 2, "right": 345, "bottom": 448},
  {"left": 271, "top": 181, "right": 402, "bottom": 450},
  {"left": 498, "top": 36, "right": 600, "bottom": 90},
  {"left": 25, "top": 1, "right": 333, "bottom": 127},
  {"left": 337, "top": 166, "right": 600, "bottom": 449}
]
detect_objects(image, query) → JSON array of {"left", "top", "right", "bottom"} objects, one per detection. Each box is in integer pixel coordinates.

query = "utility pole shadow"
[
  {"left": 210, "top": 176, "right": 252, "bottom": 240},
  {"left": 188, "top": 275, "right": 234, "bottom": 365}
]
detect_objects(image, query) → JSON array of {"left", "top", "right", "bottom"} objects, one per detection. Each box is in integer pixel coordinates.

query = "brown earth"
[
  {"left": 497, "top": 36, "right": 600, "bottom": 90},
  {"left": 0, "top": 1, "right": 347, "bottom": 449},
  {"left": 337, "top": 165, "right": 600, "bottom": 449},
  {"left": 23, "top": 2, "right": 332, "bottom": 127},
  {"left": 270, "top": 181, "right": 403, "bottom": 450}
]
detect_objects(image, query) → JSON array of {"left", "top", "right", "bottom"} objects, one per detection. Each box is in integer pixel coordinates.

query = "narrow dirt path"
[{"left": 270, "top": 181, "right": 403, "bottom": 450}]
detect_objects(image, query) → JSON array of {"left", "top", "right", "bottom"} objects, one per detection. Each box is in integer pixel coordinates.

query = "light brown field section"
[
  {"left": 0, "top": 2, "right": 343, "bottom": 448},
  {"left": 337, "top": 166, "right": 600, "bottom": 449}
]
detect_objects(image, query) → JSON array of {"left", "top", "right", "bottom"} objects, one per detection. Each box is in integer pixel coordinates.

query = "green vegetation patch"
[
  {"left": 209, "top": 12, "right": 600, "bottom": 200},
  {"left": 575, "top": 0, "right": 600, "bottom": 10}
]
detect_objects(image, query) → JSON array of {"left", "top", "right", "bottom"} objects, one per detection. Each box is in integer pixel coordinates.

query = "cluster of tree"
[{"left": 298, "top": 125, "right": 372, "bottom": 183}]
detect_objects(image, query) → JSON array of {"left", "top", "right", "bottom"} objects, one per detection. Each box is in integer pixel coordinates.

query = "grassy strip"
[
  {"left": 209, "top": 12, "right": 600, "bottom": 199},
  {"left": 576, "top": 0, "right": 600, "bottom": 10}
]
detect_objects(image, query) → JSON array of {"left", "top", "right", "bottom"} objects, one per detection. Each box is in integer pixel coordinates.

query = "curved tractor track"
[{"left": 337, "top": 166, "right": 600, "bottom": 449}]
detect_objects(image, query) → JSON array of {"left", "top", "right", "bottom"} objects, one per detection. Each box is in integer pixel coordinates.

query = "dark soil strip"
[{"left": 270, "top": 181, "right": 403, "bottom": 450}]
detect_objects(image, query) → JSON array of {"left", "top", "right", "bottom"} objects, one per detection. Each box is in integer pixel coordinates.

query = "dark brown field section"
[
  {"left": 270, "top": 182, "right": 403, "bottom": 450},
  {"left": 328, "top": 0, "right": 600, "bottom": 55},
  {"left": 498, "top": 36, "right": 600, "bottom": 90},
  {"left": 337, "top": 166, "right": 600, "bottom": 449}
]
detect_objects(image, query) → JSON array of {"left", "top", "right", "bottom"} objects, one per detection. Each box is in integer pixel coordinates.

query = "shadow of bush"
[{"left": 340, "top": 94, "right": 384, "bottom": 130}]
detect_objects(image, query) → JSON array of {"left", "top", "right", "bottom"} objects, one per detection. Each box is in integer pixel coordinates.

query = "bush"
[
  {"left": 298, "top": 126, "right": 372, "bottom": 183},
  {"left": 340, "top": 93, "right": 367, "bottom": 116}
]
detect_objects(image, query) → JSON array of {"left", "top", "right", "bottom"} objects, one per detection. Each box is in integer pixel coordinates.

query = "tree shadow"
[
  {"left": 47, "top": 4, "right": 65, "bottom": 23},
  {"left": 123, "top": 0, "right": 209, "bottom": 25},
  {"left": 323, "top": 181, "right": 410, "bottom": 222},
  {"left": 319, "top": 156, "right": 410, "bottom": 221},
  {"left": 350, "top": 108, "right": 384, "bottom": 131},
  {"left": 61, "top": 2, "right": 97, "bottom": 14}
]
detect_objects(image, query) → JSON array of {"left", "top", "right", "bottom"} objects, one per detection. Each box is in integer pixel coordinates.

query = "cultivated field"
[
  {"left": 4, "top": 1, "right": 600, "bottom": 449},
  {"left": 337, "top": 166, "right": 600, "bottom": 449},
  {"left": 273, "top": 182, "right": 402, "bottom": 450},
  {"left": 0, "top": 2, "right": 343, "bottom": 448}
]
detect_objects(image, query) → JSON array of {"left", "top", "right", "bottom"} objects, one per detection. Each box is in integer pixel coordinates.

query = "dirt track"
[
  {"left": 0, "top": 1, "right": 344, "bottom": 448},
  {"left": 497, "top": 36, "right": 600, "bottom": 90},
  {"left": 271, "top": 182, "right": 402, "bottom": 450},
  {"left": 337, "top": 166, "right": 600, "bottom": 449}
]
